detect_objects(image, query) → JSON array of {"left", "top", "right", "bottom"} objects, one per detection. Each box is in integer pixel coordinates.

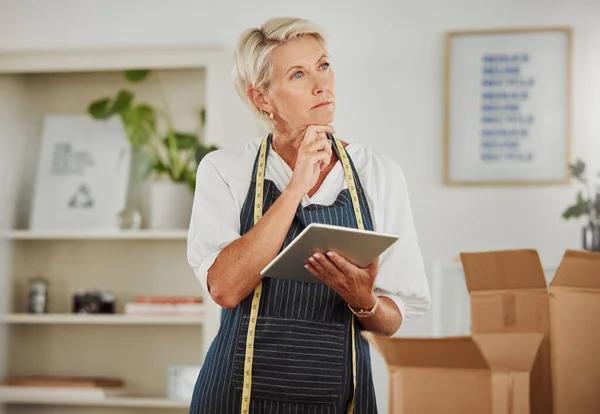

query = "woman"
[{"left": 187, "top": 17, "right": 430, "bottom": 414}]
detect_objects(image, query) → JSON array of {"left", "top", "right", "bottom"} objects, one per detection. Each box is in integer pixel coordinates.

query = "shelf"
[
  {"left": 4, "top": 229, "right": 188, "bottom": 241},
  {"left": 0, "top": 314, "right": 203, "bottom": 325},
  {"left": 0, "top": 394, "right": 189, "bottom": 409}
]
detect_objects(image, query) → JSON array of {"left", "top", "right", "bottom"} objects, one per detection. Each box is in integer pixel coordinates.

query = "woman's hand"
[
  {"left": 305, "top": 251, "right": 379, "bottom": 309},
  {"left": 288, "top": 125, "right": 335, "bottom": 197}
]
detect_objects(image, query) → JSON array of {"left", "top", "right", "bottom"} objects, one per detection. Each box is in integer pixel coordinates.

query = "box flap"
[
  {"left": 460, "top": 249, "right": 547, "bottom": 292},
  {"left": 551, "top": 250, "right": 600, "bottom": 289},
  {"left": 362, "top": 332, "right": 489, "bottom": 369},
  {"left": 473, "top": 332, "right": 543, "bottom": 371}
]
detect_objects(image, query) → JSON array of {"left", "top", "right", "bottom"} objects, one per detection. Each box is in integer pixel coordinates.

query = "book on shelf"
[
  {"left": 124, "top": 296, "right": 204, "bottom": 316},
  {"left": 124, "top": 303, "right": 204, "bottom": 316},
  {"left": 0, "top": 385, "right": 126, "bottom": 400},
  {"left": 1, "top": 376, "right": 126, "bottom": 400},
  {"left": 134, "top": 296, "right": 202, "bottom": 304}
]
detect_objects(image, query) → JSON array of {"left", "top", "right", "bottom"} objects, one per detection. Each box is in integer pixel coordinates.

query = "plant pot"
[
  {"left": 148, "top": 180, "right": 194, "bottom": 230},
  {"left": 582, "top": 224, "right": 600, "bottom": 252}
]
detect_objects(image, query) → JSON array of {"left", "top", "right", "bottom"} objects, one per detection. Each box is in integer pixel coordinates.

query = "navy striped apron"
[{"left": 190, "top": 133, "right": 378, "bottom": 413}]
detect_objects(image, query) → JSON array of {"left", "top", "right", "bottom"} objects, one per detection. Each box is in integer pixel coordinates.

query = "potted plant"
[
  {"left": 562, "top": 159, "right": 600, "bottom": 251},
  {"left": 88, "top": 70, "right": 217, "bottom": 229}
]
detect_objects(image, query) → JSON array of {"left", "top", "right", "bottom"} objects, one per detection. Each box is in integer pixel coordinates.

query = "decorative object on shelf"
[
  {"left": 87, "top": 69, "right": 218, "bottom": 229},
  {"left": 27, "top": 276, "right": 49, "bottom": 314},
  {"left": 444, "top": 27, "right": 572, "bottom": 185},
  {"left": 29, "top": 115, "right": 131, "bottom": 231},
  {"left": 72, "top": 289, "right": 116, "bottom": 314},
  {"left": 117, "top": 146, "right": 145, "bottom": 231},
  {"left": 167, "top": 365, "right": 201, "bottom": 401},
  {"left": 562, "top": 158, "right": 600, "bottom": 251}
]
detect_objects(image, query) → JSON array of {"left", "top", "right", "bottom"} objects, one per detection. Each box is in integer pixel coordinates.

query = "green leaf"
[
  {"left": 88, "top": 91, "right": 134, "bottom": 120},
  {"left": 121, "top": 104, "right": 156, "bottom": 149},
  {"left": 562, "top": 191, "right": 588, "bottom": 220},
  {"left": 111, "top": 90, "right": 134, "bottom": 114},
  {"left": 195, "top": 144, "right": 218, "bottom": 164},
  {"left": 162, "top": 132, "right": 198, "bottom": 150},
  {"left": 124, "top": 70, "right": 150, "bottom": 82},
  {"left": 185, "top": 170, "right": 197, "bottom": 193},
  {"left": 88, "top": 98, "right": 113, "bottom": 119},
  {"left": 570, "top": 159, "right": 586, "bottom": 182},
  {"left": 130, "top": 148, "right": 154, "bottom": 182},
  {"left": 153, "top": 159, "right": 170, "bottom": 174},
  {"left": 163, "top": 130, "right": 183, "bottom": 179}
]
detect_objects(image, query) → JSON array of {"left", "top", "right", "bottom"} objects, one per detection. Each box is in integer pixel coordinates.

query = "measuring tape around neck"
[{"left": 240, "top": 134, "right": 363, "bottom": 414}]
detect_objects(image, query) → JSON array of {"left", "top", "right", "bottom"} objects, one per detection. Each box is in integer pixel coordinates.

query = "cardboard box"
[
  {"left": 364, "top": 332, "right": 543, "bottom": 414},
  {"left": 460, "top": 249, "right": 552, "bottom": 414},
  {"left": 550, "top": 250, "right": 600, "bottom": 414}
]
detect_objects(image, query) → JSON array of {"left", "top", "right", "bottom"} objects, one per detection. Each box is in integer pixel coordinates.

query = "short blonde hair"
[{"left": 232, "top": 17, "right": 329, "bottom": 125}]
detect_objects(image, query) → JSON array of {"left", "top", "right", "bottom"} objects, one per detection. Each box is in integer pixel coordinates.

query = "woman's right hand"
[{"left": 288, "top": 125, "right": 336, "bottom": 197}]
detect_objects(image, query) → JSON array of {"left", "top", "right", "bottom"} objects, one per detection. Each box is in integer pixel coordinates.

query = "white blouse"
[{"left": 187, "top": 136, "right": 431, "bottom": 336}]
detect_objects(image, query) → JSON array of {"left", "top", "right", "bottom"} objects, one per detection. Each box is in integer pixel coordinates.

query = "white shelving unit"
[{"left": 0, "top": 45, "right": 259, "bottom": 413}]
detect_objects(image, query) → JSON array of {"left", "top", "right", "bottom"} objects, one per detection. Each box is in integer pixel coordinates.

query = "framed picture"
[
  {"left": 444, "top": 27, "right": 573, "bottom": 186},
  {"left": 29, "top": 114, "right": 131, "bottom": 231}
]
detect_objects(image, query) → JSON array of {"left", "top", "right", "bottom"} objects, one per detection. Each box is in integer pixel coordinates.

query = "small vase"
[
  {"left": 118, "top": 147, "right": 152, "bottom": 230},
  {"left": 582, "top": 224, "right": 600, "bottom": 252}
]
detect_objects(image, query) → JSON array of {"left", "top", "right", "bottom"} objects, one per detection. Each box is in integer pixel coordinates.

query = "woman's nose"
[{"left": 313, "top": 75, "right": 329, "bottom": 95}]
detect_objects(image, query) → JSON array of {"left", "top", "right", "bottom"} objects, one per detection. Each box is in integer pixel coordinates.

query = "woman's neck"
[
  {"left": 271, "top": 125, "right": 308, "bottom": 170},
  {"left": 270, "top": 124, "right": 344, "bottom": 171}
]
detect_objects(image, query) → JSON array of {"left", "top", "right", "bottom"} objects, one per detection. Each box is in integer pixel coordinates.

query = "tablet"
[{"left": 260, "top": 223, "right": 398, "bottom": 284}]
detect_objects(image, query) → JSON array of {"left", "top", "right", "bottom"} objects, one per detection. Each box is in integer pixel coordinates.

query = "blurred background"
[{"left": 0, "top": 0, "right": 598, "bottom": 413}]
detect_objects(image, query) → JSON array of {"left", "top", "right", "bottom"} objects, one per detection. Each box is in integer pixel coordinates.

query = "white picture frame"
[
  {"left": 444, "top": 27, "right": 573, "bottom": 186},
  {"left": 29, "top": 114, "right": 131, "bottom": 230}
]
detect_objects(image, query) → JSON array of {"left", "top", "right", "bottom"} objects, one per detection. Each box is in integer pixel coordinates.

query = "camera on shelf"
[{"left": 72, "top": 290, "right": 116, "bottom": 314}]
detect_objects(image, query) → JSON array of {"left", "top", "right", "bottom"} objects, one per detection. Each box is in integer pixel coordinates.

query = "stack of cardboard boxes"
[{"left": 365, "top": 249, "right": 600, "bottom": 414}]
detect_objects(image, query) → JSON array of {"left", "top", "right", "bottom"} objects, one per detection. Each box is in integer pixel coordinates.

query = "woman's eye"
[
  {"left": 320, "top": 62, "right": 330, "bottom": 70},
  {"left": 293, "top": 71, "right": 303, "bottom": 79}
]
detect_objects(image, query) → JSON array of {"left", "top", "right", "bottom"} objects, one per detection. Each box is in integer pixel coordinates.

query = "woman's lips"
[{"left": 312, "top": 101, "right": 332, "bottom": 109}]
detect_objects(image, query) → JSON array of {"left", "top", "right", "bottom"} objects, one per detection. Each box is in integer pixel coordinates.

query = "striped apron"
[{"left": 190, "top": 133, "right": 378, "bottom": 413}]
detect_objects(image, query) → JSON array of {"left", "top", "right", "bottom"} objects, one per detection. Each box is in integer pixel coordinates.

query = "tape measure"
[
  {"left": 241, "top": 134, "right": 363, "bottom": 414},
  {"left": 240, "top": 137, "right": 268, "bottom": 412},
  {"left": 333, "top": 136, "right": 363, "bottom": 414}
]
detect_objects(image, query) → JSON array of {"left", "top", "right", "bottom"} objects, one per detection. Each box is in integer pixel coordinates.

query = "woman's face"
[{"left": 263, "top": 36, "right": 335, "bottom": 129}]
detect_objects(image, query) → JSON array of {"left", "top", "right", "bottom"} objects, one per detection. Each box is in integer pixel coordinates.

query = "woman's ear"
[{"left": 247, "top": 87, "right": 272, "bottom": 115}]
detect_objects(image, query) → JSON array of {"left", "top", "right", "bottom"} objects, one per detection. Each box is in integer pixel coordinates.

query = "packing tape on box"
[
  {"left": 502, "top": 293, "right": 517, "bottom": 327},
  {"left": 507, "top": 372, "right": 515, "bottom": 414},
  {"left": 493, "top": 371, "right": 516, "bottom": 414}
]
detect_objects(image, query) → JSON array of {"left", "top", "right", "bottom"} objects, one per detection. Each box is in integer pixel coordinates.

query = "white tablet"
[{"left": 260, "top": 223, "right": 398, "bottom": 284}]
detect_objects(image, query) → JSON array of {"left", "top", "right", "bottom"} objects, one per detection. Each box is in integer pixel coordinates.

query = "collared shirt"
[{"left": 187, "top": 136, "right": 431, "bottom": 336}]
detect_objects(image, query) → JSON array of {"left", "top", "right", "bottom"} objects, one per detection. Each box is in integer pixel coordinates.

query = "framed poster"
[
  {"left": 30, "top": 114, "right": 131, "bottom": 231},
  {"left": 444, "top": 27, "right": 572, "bottom": 185}
]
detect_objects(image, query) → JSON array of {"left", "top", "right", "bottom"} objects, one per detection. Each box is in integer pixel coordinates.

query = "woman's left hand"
[{"left": 305, "top": 251, "right": 379, "bottom": 308}]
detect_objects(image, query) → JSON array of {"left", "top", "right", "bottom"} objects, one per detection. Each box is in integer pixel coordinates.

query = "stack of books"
[
  {"left": 0, "top": 376, "right": 126, "bottom": 400},
  {"left": 123, "top": 296, "right": 204, "bottom": 316}
]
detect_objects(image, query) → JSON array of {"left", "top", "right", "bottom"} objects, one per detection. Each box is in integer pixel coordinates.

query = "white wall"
[{"left": 2, "top": 0, "right": 600, "bottom": 411}]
